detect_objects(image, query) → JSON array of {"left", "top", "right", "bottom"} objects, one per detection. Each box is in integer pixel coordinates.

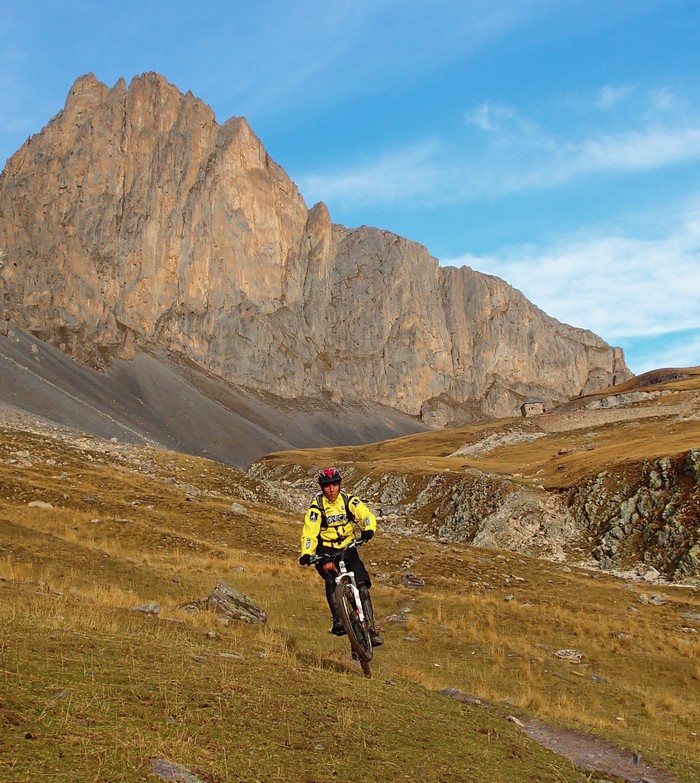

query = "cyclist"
[{"left": 299, "top": 467, "right": 384, "bottom": 646}]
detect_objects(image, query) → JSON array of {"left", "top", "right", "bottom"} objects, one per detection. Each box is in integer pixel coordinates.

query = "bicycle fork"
[{"left": 337, "top": 564, "right": 366, "bottom": 624}]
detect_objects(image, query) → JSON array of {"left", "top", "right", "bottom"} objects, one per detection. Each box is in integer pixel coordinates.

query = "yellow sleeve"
[
  {"left": 300, "top": 504, "right": 322, "bottom": 556},
  {"left": 348, "top": 496, "right": 377, "bottom": 534}
]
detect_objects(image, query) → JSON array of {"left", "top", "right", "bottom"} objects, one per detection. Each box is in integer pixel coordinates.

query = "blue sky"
[{"left": 2, "top": 0, "right": 700, "bottom": 376}]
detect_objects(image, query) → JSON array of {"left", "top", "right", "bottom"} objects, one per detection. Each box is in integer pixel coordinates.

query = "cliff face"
[{"left": 0, "top": 73, "right": 631, "bottom": 421}]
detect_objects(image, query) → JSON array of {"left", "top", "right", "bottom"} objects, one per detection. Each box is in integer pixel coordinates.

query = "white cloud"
[
  {"left": 465, "top": 101, "right": 520, "bottom": 132},
  {"left": 443, "top": 207, "right": 700, "bottom": 343},
  {"left": 297, "top": 141, "right": 442, "bottom": 207},
  {"left": 465, "top": 91, "right": 700, "bottom": 188},
  {"left": 298, "top": 88, "right": 700, "bottom": 209},
  {"left": 648, "top": 87, "right": 680, "bottom": 113},
  {"left": 595, "top": 84, "right": 632, "bottom": 109},
  {"left": 563, "top": 125, "right": 700, "bottom": 176}
]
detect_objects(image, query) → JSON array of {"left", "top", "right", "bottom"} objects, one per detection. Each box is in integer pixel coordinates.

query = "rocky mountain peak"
[{"left": 0, "top": 73, "right": 631, "bottom": 423}]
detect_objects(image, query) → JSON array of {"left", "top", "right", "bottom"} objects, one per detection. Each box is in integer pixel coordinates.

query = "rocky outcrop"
[
  {"left": 313, "top": 468, "right": 581, "bottom": 562},
  {"left": 0, "top": 73, "right": 630, "bottom": 422},
  {"left": 569, "top": 451, "right": 700, "bottom": 580},
  {"left": 583, "top": 390, "right": 673, "bottom": 409}
]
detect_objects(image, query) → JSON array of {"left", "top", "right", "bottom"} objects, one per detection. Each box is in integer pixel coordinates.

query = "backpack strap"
[
  {"left": 311, "top": 491, "right": 328, "bottom": 528},
  {"left": 311, "top": 489, "right": 355, "bottom": 529},
  {"left": 342, "top": 490, "right": 356, "bottom": 523}
]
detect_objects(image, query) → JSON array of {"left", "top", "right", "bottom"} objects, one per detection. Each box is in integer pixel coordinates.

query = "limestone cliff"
[{"left": 0, "top": 73, "right": 631, "bottom": 421}]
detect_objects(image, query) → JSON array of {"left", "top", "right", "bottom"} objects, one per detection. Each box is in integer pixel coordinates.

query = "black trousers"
[{"left": 314, "top": 544, "right": 372, "bottom": 587}]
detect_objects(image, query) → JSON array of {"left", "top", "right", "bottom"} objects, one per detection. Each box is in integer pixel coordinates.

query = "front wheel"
[{"left": 335, "top": 581, "right": 373, "bottom": 672}]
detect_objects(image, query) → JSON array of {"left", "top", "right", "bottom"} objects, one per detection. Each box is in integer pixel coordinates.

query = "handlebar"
[{"left": 302, "top": 538, "right": 364, "bottom": 567}]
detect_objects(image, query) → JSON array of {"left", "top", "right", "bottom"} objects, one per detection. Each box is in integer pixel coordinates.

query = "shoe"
[
  {"left": 369, "top": 629, "right": 384, "bottom": 647},
  {"left": 330, "top": 621, "right": 346, "bottom": 636}
]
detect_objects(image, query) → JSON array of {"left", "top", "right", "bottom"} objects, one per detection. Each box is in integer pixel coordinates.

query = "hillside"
[
  {"left": 1, "top": 401, "right": 698, "bottom": 782},
  {"left": 254, "top": 369, "right": 700, "bottom": 582},
  {"left": 0, "top": 324, "right": 428, "bottom": 467}
]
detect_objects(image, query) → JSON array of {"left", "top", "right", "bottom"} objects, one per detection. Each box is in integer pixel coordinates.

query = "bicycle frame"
[{"left": 335, "top": 559, "right": 367, "bottom": 626}]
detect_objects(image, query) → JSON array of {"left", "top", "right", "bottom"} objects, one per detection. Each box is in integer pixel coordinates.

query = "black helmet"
[{"left": 318, "top": 467, "right": 342, "bottom": 487}]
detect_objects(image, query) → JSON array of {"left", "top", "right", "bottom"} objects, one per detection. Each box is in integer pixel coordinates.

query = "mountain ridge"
[{"left": 0, "top": 72, "right": 630, "bottom": 427}]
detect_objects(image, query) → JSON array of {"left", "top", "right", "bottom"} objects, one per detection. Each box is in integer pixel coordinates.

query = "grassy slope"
[
  {"left": 258, "top": 374, "right": 700, "bottom": 492},
  {"left": 0, "top": 421, "right": 699, "bottom": 783}
]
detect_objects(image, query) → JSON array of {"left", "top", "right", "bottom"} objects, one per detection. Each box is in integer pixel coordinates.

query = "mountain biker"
[{"left": 299, "top": 467, "right": 384, "bottom": 646}]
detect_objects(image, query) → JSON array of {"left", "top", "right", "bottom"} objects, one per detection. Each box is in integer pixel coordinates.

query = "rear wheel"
[{"left": 335, "top": 581, "right": 373, "bottom": 675}]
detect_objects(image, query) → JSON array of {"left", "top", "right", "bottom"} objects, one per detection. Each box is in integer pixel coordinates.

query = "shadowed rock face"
[{"left": 0, "top": 73, "right": 631, "bottom": 423}]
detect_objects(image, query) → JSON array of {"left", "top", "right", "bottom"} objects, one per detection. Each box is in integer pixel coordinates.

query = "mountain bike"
[{"left": 311, "top": 540, "right": 373, "bottom": 677}]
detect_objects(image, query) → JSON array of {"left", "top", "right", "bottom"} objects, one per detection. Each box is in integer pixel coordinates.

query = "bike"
[{"left": 310, "top": 540, "right": 373, "bottom": 677}]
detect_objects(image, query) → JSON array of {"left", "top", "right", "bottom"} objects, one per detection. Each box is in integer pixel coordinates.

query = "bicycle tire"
[{"left": 335, "top": 581, "right": 373, "bottom": 665}]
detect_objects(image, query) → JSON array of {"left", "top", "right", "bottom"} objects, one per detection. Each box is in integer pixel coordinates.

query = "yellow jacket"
[{"left": 300, "top": 490, "right": 376, "bottom": 556}]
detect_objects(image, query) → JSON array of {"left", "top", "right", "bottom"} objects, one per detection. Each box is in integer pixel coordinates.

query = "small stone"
[
  {"left": 132, "top": 602, "right": 161, "bottom": 615},
  {"left": 401, "top": 573, "right": 425, "bottom": 588},
  {"left": 149, "top": 758, "right": 208, "bottom": 783},
  {"left": 439, "top": 688, "right": 482, "bottom": 705},
  {"left": 554, "top": 649, "right": 583, "bottom": 663}
]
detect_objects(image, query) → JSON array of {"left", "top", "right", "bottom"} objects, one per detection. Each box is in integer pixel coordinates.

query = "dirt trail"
[
  {"left": 518, "top": 716, "right": 679, "bottom": 783},
  {"left": 440, "top": 689, "right": 680, "bottom": 783}
]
